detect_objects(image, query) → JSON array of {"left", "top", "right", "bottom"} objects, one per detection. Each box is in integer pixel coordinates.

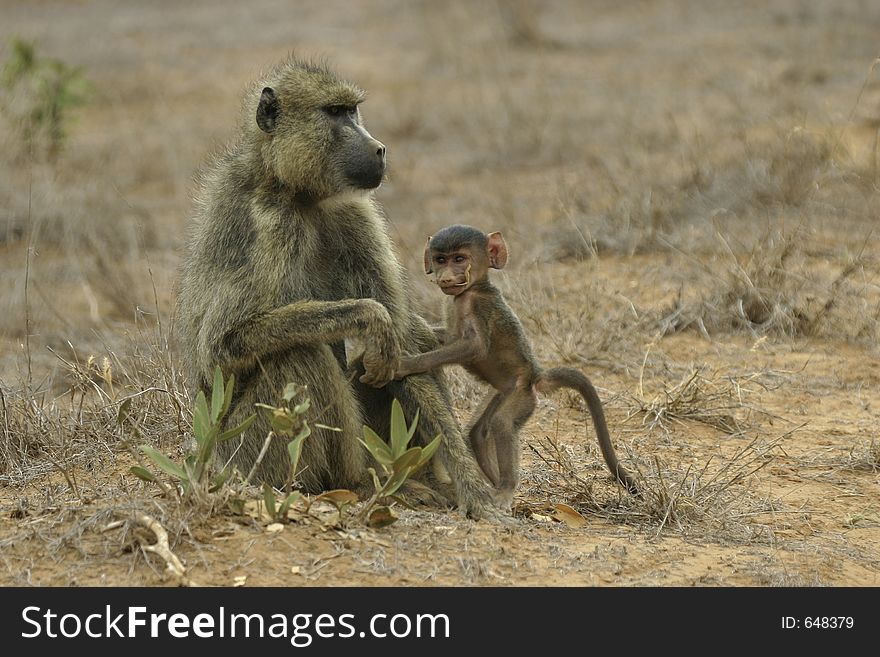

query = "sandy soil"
[{"left": 0, "top": 0, "right": 878, "bottom": 587}]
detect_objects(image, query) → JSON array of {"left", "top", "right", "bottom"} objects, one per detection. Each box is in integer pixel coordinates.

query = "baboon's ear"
[
  {"left": 423, "top": 238, "right": 433, "bottom": 274},
  {"left": 487, "top": 231, "right": 508, "bottom": 269},
  {"left": 256, "top": 87, "right": 279, "bottom": 133}
]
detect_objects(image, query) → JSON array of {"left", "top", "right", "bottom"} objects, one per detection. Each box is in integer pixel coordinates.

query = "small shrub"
[
  {"left": 358, "top": 399, "right": 441, "bottom": 527},
  {"left": 255, "top": 382, "right": 316, "bottom": 522},
  {"left": 1, "top": 37, "right": 91, "bottom": 157},
  {"left": 126, "top": 366, "right": 255, "bottom": 505}
]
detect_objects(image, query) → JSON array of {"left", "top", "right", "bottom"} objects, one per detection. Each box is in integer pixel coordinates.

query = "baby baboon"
[
  {"left": 394, "top": 225, "right": 640, "bottom": 510},
  {"left": 176, "top": 59, "right": 494, "bottom": 518}
]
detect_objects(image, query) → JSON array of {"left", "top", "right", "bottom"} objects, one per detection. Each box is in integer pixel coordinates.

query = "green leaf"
[
  {"left": 269, "top": 409, "right": 295, "bottom": 434},
  {"left": 209, "top": 468, "right": 232, "bottom": 493},
  {"left": 381, "top": 465, "right": 413, "bottom": 497},
  {"left": 256, "top": 403, "right": 304, "bottom": 436},
  {"left": 367, "top": 506, "right": 398, "bottom": 529},
  {"left": 193, "top": 425, "right": 219, "bottom": 481},
  {"left": 415, "top": 434, "right": 443, "bottom": 469},
  {"left": 193, "top": 391, "right": 211, "bottom": 441},
  {"left": 116, "top": 398, "right": 140, "bottom": 438},
  {"left": 262, "top": 483, "right": 277, "bottom": 518},
  {"left": 292, "top": 400, "right": 311, "bottom": 416},
  {"left": 367, "top": 467, "right": 381, "bottom": 492},
  {"left": 181, "top": 458, "right": 197, "bottom": 484},
  {"left": 390, "top": 398, "right": 409, "bottom": 458},
  {"left": 282, "top": 383, "right": 299, "bottom": 402},
  {"left": 218, "top": 414, "right": 256, "bottom": 442},
  {"left": 278, "top": 492, "right": 301, "bottom": 516},
  {"left": 211, "top": 366, "right": 225, "bottom": 423},
  {"left": 361, "top": 426, "right": 393, "bottom": 466},
  {"left": 392, "top": 446, "right": 423, "bottom": 474},
  {"left": 227, "top": 497, "right": 245, "bottom": 515},
  {"left": 129, "top": 466, "right": 157, "bottom": 482},
  {"left": 292, "top": 422, "right": 312, "bottom": 443},
  {"left": 140, "top": 446, "right": 187, "bottom": 481},
  {"left": 287, "top": 426, "right": 310, "bottom": 473},
  {"left": 222, "top": 372, "right": 235, "bottom": 418},
  {"left": 406, "top": 407, "right": 420, "bottom": 445}
]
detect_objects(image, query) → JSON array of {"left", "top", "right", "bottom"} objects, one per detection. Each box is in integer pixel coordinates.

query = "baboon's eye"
[
  {"left": 324, "top": 105, "right": 356, "bottom": 118},
  {"left": 435, "top": 256, "right": 446, "bottom": 265},
  {"left": 454, "top": 255, "right": 466, "bottom": 264}
]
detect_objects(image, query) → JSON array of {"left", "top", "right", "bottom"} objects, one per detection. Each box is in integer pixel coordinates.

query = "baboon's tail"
[{"left": 536, "top": 367, "right": 640, "bottom": 495}]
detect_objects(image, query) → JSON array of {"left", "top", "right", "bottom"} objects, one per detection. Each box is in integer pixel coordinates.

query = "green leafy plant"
[
  {"left": 255, "top": 383, "right": 316, "bottom": 522},
  {"left": 126, "top": 366, "right": 255, "bottom": 502},
  {"left": 262, "top": 481, "right": 300, "bottom": 523},
  {"left": 1, "top": 38, "right": 92, "bottom": 157},
  {"left": 358, "top": 399, "right": 441, "bottom": 527}
]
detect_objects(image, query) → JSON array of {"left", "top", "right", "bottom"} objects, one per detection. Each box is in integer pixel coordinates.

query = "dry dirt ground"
[{"left": 1, "top": 0, "right": 879, "bottom": 587}]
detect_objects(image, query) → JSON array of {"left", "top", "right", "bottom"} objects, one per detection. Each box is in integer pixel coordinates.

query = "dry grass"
[
  {"left": 524, "top": 429, "right": 786, "bottom": 543},
  {"left": 0, "top": 0, "right": 878, "bottom": 585},
  {"left": 0, "top": 318, "right": 188, "bottom": 487},
  {"left": 522, "top": 371, "right": 793, "bottom": 544},
  {"left": 625, "top": 366, "right": 784, "bottom": 437},
  {"left": 660, "top": 226, "right": 879, "bottom": 342}
]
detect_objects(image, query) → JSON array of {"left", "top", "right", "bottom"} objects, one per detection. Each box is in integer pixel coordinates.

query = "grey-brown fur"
[
  {"left": 397, "top": 225, "right": 639, "bottom": 510},
  {"left": 176, "top": 58, "right": 494, "bottom": 517}
]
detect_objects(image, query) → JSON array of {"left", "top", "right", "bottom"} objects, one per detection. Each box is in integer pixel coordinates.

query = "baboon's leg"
[
  {"left": 467, "top": 391, "right": 504, "bottom": 486},
  {"left": 394, "top": 371, "right": 494, "bottom": 517},
  {"left": 219, "top": 345, "right": 367, "bottom": 492},
  {"left": 408, "top": 315, "right": 453, "bottom": 485},
  {"left": 489, "top": 386, "right": 536, "bottom": 510}
]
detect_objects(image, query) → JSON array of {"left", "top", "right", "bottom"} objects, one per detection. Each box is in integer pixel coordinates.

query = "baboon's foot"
[
  {"left": 491, "top": 488, "right": 515, "bottom": 514},
  {"left": 396, "top": 479, "right": 452, "bottom": 509},
  {"left": 456, "top": 485, "right": 507, "bottom": 522}
]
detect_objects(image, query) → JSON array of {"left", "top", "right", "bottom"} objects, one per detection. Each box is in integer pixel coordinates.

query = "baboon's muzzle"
[{"left": 346, "top": 136, "right": 386, "bottom": 189}]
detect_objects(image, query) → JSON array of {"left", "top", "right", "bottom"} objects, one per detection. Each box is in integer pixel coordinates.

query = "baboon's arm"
[
  {"left": 394, "top": 320, "right": 486, "bottom": 378},
  {"left": 215, "top": 298, "right": 398, "bottom": 382},
  {"left": 431, "top": 324, "right": 449, "bottom": 344}
]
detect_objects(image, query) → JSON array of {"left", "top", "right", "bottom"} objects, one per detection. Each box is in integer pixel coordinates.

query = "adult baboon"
[{"left": 176, "top": 58, "right": 493, "bottom": 517}]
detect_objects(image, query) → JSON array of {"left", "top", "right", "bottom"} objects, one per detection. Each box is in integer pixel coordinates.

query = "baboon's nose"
[{"left": 376, "top": 142, "right": 386, "bottom": 160}]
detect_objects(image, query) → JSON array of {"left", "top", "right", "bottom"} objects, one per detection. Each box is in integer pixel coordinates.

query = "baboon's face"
[
  {"left": 426, "top": 246, "right": 484, "bottom": 296},
  {"left": 255, "top": 68, "right": 386, "bottom": 199},
  {"left": 316, "top": 101, "right": 387, "bottom": 191},
  {"left": 424, "top": 229, "right": 509, "bottom": 296}
]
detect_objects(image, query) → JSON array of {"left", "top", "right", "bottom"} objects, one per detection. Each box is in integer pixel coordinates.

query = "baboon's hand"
[
  {"left": 358, "top": 301, "right": 400, "bottom": 387},
  {"left": 361, "top": 350, "right": 398, "bottom": 387},
  {"left": 361, "top": 344, "right": 399, "bottom": 387}
]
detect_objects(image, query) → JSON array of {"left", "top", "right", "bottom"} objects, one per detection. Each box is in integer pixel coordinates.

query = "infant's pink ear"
[
  {"left": 487, "top": 231, "right": 508, "bottom": 269},
  {"left": 423, "top": 237, "right": 433, "bottom": 274}
]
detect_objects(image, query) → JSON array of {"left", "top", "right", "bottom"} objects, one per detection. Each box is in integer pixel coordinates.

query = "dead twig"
[{"left": 134, "top": 513, "right": 193, "bottom": 586}]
